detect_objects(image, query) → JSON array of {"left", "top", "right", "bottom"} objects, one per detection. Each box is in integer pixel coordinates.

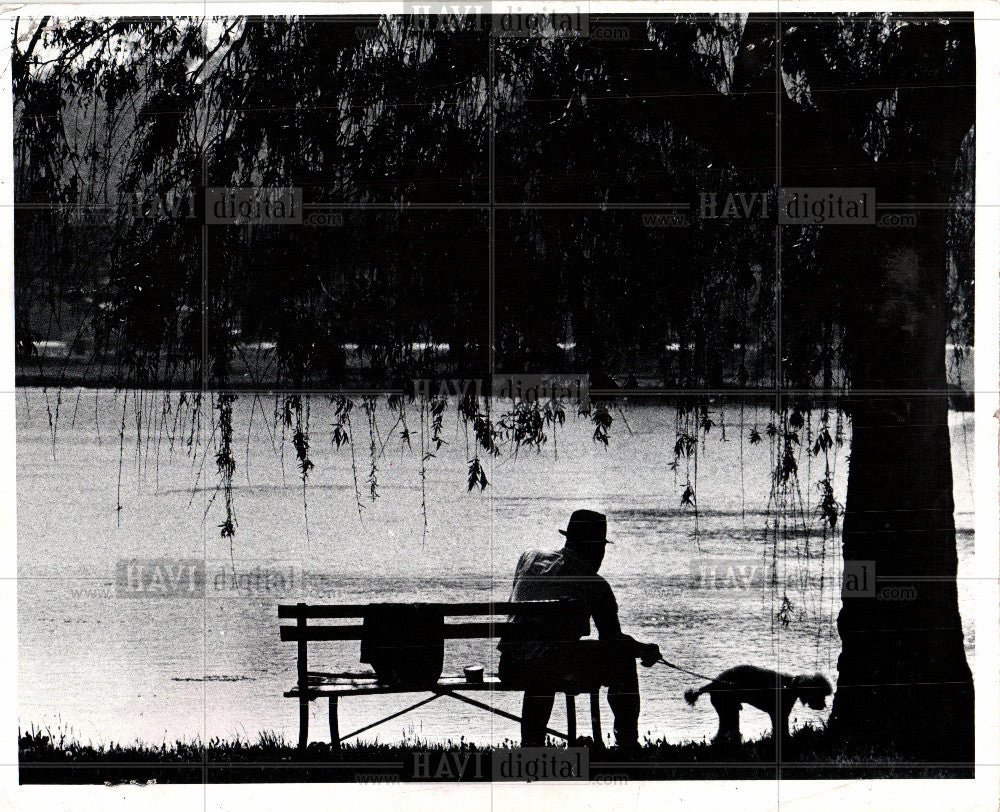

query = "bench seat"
[{"left": 284, "top": 673, "right": 507, "bottom": 697}]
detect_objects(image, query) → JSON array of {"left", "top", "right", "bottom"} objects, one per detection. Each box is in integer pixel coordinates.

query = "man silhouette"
[{"left": 497, "top": 509, "right": 661, "bottom": 747}]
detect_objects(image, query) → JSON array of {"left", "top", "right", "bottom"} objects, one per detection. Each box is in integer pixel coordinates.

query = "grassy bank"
[{"left": 18, "top": 725, "right": 971, "bottom": 783}]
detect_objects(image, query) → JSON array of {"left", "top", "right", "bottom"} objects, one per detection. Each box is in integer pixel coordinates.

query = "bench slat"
[
  {"left": 280, "top": 621, "right": 594, "bottom": 641},
  {"left": 285, "top": 675, "right": 603, "bottom": 698},
  {"left": 285, "top": 676, "right": 507, "bottom": 697},
  {"left": 280, "top": 621, "right": 550, "bottom": 641},
  {"left": 446, "top": 621, "right": 514, "bottom": 638},
  {"left": 281, "top": 624, "right": 364, "bottom": 641},
  {"left": 277, "top": 600, "right": 581, "bottom": 619}
]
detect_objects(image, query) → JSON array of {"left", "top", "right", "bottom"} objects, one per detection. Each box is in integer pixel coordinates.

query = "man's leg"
[
  {"left": 521, "top": 690, "right": 555, "bottom": 746},
  {"left": 586, "top": 642, "right": 640, "bottom": 747},
  {"left": 499, "top": 653, "right": 556, "bottom": 746},
  {"left": 605, "top": 660, "right": 640, "bottom": 747}
]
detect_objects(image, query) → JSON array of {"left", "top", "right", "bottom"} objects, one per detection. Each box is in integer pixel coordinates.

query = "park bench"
[{"left": 278, "top": 600, "right": 603, "bottom": 750}]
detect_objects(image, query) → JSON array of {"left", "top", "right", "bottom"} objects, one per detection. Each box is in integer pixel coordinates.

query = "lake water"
[{"left": 17, "top": 390, "right": 976, "bottom": 747}]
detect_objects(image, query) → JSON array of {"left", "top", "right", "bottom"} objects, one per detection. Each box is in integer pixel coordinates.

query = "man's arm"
[
  {"left": 590, "top": 584, "right": 627, "bottom": 640},
  {"left": 592, "top": 581, "right": 661, "bottom": 667}
]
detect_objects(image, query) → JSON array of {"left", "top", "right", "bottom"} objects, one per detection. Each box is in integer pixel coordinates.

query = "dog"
[{"left": 684, "top": 664, "right": 832, "bottom": 743}]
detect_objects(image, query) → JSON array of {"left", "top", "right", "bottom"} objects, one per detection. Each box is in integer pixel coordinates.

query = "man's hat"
[{"left": 558, "top": 509, "right": 613, "bottom": 544}]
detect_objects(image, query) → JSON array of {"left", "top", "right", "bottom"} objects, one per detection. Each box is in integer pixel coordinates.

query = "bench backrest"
[{"left": 278, "top": 600, "right": 590, "bottom": 642}]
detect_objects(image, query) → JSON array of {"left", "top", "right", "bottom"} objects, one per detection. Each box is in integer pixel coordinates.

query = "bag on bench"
[{"left": 360, "top": 603, "right": 445, "bottom": 688}]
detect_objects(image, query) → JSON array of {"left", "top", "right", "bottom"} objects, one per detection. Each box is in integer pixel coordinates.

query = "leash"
[{"left": 655, "top": 657, "right": 733, "bottom": 687}]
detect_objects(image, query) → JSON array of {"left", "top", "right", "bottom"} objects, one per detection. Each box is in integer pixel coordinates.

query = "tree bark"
[{"left": 827, "top": 189, "right": 974, "bottom": 761}]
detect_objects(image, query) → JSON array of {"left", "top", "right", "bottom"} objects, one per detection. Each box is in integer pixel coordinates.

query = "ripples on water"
[{"left": 17, "top": 391, "right": 976, "bottom": 746}]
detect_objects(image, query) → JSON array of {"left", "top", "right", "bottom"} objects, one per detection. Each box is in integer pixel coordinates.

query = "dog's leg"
[
  {"left": 767, "top": 709, "right": 787, "bottom": 743},
  {"left": 768, "top": 696, "right": 794, "bottom": 751},
  {"left": 779, "top": 697, "right": 794, "bottom": 743},
  {"left": 711, "top": 694, "right": 740, "bottom": 743}
]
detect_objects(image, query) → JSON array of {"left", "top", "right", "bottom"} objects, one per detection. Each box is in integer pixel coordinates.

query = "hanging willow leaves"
[
  {"left": 591, "top": 405, "right": 612, "bottom": 446},
  {"left": 680, "top": 481, "right": 696, "bottom": 507},
  {"left": 284, "top": 394, "right": 313, "bottom": 539},
  {"left": 816, "top": 476, "right": 843, "bottom": 530},
  {"left": 777, "top": 594, "right": 794, "bottom": 628},
  {"left": 365, "top": 397, "right": 379, "bottom": 502},
  {"left": 467, "top": 457, "right": 488, "bottom": 492},
  {"left": 331, "top": 396, "right": 351, "bottom": 449},
  {"left": 215, "top": 392, "right": 237, "bottom": 540}
]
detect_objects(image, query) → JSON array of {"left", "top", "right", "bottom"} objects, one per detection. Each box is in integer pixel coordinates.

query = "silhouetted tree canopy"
[{"left": 14, "top": 14, "right": 973, "bottom": 390}]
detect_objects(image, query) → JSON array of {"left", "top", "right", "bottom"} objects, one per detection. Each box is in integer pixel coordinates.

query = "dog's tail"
[{"left": 684, "top": 684, "right": 711, "bottom": 706}]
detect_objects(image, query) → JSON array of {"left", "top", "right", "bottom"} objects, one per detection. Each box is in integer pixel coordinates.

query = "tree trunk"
[
  {"left": 825, "top": 18, "right": 976, "bottom": 760},
  {"left": 832, "top": 393, "right": 973, "bottom": 760},
  {"left": 828, "top": 198, "right": 974, "bottom": 761}
]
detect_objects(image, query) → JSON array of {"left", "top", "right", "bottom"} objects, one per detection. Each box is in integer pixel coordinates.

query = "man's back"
[{"left": 498, "top": 548, "right": 619, "bottom": 660}]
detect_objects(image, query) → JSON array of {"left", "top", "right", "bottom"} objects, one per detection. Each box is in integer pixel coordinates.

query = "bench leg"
[
  {"left": 298, "top": 696, "right": 309, "bottom": 750},
  {"left": 566, "top": 694, "right": 577, "bottom": 742},
  {"left": 329, "top": 695, "right": 341, "bottom": 751},
  {"left": 589, "top": 690, "right": 602, "bottom": 744},
  {"left": 439, "top": 690, "right": 568, "bottom": 741}
]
